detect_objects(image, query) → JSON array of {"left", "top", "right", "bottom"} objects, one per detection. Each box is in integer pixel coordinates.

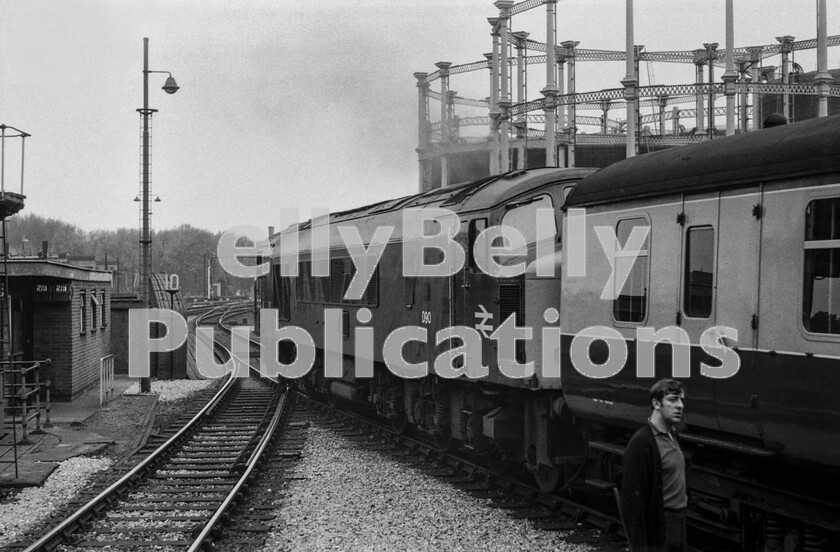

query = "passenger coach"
[{"left": 561, "top": 114, "right": 840, "bottom": 545}]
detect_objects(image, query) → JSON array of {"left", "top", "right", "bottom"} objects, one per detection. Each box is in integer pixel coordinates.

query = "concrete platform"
[{"left": 0, "top": 375, "right": 139, "bottom": 488}]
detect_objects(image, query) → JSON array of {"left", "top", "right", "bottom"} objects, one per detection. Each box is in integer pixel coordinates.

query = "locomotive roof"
[
  {"left": 564, "top": 114, "right": 840, "bottom": 209},
  {"left": 273, "top": 167, "right": 595, "bottom": 252},
  {"left": 286, "top": 167, "right": 594, "bottom": 233}
]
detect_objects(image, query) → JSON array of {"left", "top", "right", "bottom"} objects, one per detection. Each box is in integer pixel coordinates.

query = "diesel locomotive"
[{"left": 256, "top": 114, "right": 840, "bottom": 550}]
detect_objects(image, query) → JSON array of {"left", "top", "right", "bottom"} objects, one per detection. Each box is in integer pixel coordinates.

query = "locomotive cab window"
[
  {"left": 501, "top": 194, "right": 556, "bottom": 246},
  {"left": 803, "top": 198, "right": 840, "bottom": 334},
  {"left": 684, "top": 226, "right": 715, "bottom": 318},
  {"left": 613, "top": 217, "right": 650, "bottom": 323}
]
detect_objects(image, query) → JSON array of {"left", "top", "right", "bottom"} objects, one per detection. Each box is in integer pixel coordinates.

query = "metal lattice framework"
[
  {"left": 427, "top": 127, "right": 709, "bottom": 146},
  {"left": 430, "top": 113, "right": 623, "bottom": 132},
  {"left": 423, "top": 37, "right": 840, "bottom": 86},
  {"left": 433, "top": 80, "right": 840, "bottom": 127},
  {"left": 415, "top": 0, "right": 838, "bottom": 190},
  {"left": 519, "top": 35, "right": 840, "bottom": 66}
]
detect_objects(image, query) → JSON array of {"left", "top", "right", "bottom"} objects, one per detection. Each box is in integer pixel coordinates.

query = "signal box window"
[
  {"left": 91, "top": 292, "right": 101, "bottom": 331},
  {"left": 613, "top": 218, "right": 650, "bottom": 323},
  {"left": 803, "top": 198, "right": 840, "bottom": 334},
  {"left": 79, "top": 290, "right": 87, "bottom": 334},
  {"left": 100, "top": 291, "right": 107, "bottom": 328},
  {"left": 684, "top": 226, "right": 715, "bottom": 318}
]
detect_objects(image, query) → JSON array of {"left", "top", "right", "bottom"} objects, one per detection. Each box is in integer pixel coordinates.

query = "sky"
[{"left": 0, "top": 0, "right": 837, "bottom": 234}]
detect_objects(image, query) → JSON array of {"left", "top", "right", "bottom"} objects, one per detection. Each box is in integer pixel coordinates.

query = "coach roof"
[{"left": 564, "top": 114, "right": 840, "bottom": 209}]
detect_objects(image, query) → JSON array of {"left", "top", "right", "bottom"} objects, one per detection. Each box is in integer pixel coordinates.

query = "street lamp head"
[{"left": 162, "top": 75, "right": 179, "bottom": 94}]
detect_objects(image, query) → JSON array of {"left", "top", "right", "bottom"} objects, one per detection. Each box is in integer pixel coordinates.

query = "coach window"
[
  {"left": 803, "top": 198, "right": 840, "bottom": 334},
  {"left": 684, "top": 226, "right": 715, "bottom": 318},
  {"left": 613, "top": 217, "right": 650, "bottom": 323},
  {"left": 502, "top": 194, "right": 556, "bottom": 245}
]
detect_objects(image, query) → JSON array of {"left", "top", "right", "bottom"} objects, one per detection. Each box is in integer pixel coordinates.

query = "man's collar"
[{"left": 648, "top": 417, "right": 673, "bottom": 437}]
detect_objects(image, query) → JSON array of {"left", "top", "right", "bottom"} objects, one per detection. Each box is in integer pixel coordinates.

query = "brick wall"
[
  {"left": 33, "top": 282, "right": 112, "bottom": 400},
  {"left": 32, "top": 302, "right": 71, "bottom": 398},
  {"left": 72, "top": 283, "right": 111, "bottom": 398}
]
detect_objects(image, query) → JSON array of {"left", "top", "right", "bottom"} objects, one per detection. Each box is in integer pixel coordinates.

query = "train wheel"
[
  {"left": 533, "top": 464, "right": 562, "bottom": 494},
  {"left": 390, "top": 412, "right": 408, "bottom": 434}
]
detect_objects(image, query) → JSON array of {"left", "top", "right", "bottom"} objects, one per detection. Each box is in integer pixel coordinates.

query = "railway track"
[
  {"left": 297, "top": 391, "right": 631, "bottom": 551},
  {"left": 294, "top": 394, "right": 746, "bottom": 551},
  {"left": 20, "top": 306, "right": 287, "bottom": 552}
]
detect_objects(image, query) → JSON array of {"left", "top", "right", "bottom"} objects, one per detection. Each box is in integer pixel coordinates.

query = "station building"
[{"left": 5, "top": 260, "right": 112, "bottom": 400}]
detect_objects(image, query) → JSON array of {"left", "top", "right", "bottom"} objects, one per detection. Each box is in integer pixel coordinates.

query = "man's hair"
[{"left": 649, "top": 378, "right": 684, "bottom": 410}]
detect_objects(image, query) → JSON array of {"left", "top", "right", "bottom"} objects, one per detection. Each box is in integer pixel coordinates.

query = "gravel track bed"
[
  {"left": 123, "top": 378, "right": 216, "bottom": 402},
  {"left": 0, "top": 457, "right": 112, "bottom": 547},
  {"left": 0, "top": 378, "right": 225, "bottom": 549},
  {"left": 258, "top": 424, "right": 595, "bottom": 552}
]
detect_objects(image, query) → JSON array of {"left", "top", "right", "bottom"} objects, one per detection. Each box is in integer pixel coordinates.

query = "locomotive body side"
[{"left": 262, "top": 167, "right": 595, "bottom": 487}]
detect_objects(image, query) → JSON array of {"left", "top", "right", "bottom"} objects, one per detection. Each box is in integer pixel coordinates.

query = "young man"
[{"left": 620, "top": 378, "right": 688, "bottom": 552}]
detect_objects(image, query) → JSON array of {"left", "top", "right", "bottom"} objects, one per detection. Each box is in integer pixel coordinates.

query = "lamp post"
[{"left": 138, "top": 37, "right": 178, "bottom": 394}]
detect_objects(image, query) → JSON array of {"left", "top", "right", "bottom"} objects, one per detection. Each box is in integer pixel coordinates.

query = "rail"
[
  {"left": 302, "top": 392, "right": 625, "bottom": 540},
  {"left": 22, "top": 368, "right": 237, "bottom": 552},
  {"left": 189, "top": 387, "right": 288, "bottom": 552},
  {"left": 23, "top": 298, "right": 279, "bottom": 552}
]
